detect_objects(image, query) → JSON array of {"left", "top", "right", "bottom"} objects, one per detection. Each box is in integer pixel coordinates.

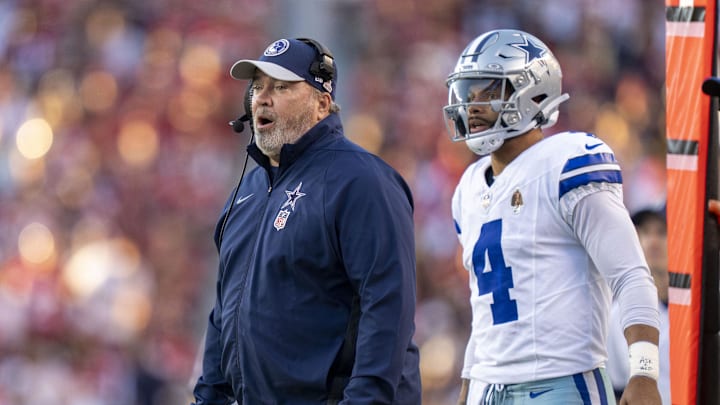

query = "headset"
[
  {"left": 296, "top": 37, "right": 336, "bottom": 84},
  {"left": 219, "top": 38, "right": 335, "bottom": 246},
  {"left": 229, "top": 77, "right": 254, "bottom": 134}
]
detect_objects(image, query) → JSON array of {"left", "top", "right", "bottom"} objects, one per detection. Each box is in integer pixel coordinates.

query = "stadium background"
[{"left": 0, "top": 0, "right": 667, "bottom": 404}]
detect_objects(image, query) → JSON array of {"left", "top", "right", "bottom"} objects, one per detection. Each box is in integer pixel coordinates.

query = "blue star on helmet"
[
  {"left": 509, "top": 36, "right": 547, "bottom": 64},
  {"left": 282, "top": 182, "right": 306, "bottom": 211}
]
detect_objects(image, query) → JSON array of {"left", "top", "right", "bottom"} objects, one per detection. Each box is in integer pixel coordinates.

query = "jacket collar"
[{"left": 247, "top": 113, "right": 343, "bottom": 171}]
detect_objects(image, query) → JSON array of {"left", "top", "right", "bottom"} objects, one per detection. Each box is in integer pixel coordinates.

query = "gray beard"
[{"left": 255, "top": 107, "right": 316, "bottom": 162}]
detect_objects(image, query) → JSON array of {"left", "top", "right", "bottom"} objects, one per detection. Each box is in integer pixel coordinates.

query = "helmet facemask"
[{"left": 443, "top": 77, "right": 519, "bottom": 155}]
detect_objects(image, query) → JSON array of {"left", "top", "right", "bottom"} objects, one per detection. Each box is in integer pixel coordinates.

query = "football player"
[{"left": 444, "top": 29, "right": 661, "bottom": 405}]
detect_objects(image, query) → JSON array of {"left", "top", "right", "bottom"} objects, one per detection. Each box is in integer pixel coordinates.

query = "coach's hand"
[
  {"left": 709, "top": 199, "right": 720, "bottom": 221},
  {"left": 619, "top": 376, "right": 661, "bottom": 405}
]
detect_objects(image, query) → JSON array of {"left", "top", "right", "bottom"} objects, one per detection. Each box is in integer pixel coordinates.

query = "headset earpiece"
[
  {"left": 244, "top": 81, "right": 253, "bottom": 115},
  {"left": 229, "top": 82, "right": 254, "bottom": 134},
  {"left": 296, "top": 37, "right": 335, "bottom": 83}
]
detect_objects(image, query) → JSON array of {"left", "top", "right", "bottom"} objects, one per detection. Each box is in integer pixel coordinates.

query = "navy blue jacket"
[{"left": 193, "top": 114, "right": 421, "bottom": 404}]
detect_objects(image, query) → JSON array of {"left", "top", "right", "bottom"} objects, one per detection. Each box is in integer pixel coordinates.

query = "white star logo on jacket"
[{"left": 282, "top": 182, "right": 306, "bottom": 211}]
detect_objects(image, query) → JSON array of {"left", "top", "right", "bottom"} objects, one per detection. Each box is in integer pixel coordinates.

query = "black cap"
[
  {"left": 631, "top": 207, "right": 666, "bottom": 227},
  {"left": 702, "top": 77, "right": 720, "bottom": 96}
]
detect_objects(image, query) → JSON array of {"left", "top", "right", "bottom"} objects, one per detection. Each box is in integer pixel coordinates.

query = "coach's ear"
[{"left": 316, "top": 91, "right": 332, "bottom": 120}]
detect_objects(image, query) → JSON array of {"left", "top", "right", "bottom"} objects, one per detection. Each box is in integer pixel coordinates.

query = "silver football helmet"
[{"left": 443, "top": 29, "right": 569, "bottom": 155}]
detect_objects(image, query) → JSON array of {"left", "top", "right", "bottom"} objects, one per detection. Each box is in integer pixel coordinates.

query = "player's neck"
[{"left": 490, "top": 128, "right": 545, "bottom": 176}]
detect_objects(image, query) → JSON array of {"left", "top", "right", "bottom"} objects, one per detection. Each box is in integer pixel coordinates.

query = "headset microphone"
[{"left": 229, "top": 114, "right": 250, "bottom": 133}]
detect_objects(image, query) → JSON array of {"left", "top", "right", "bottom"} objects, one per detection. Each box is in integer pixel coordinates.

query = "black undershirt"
[{"left": 485, "top": 166, "right": 495, "bottom": 186}]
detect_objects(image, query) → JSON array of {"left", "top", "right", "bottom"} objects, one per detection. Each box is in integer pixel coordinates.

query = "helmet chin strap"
[
  {"left": 539, "top": 93, "right": 570, "bottom": 126},
  {"left": 545, "top": 93, "right": 570, "bottom": 112}
]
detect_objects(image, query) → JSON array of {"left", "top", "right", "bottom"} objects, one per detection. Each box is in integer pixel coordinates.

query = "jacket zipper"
[{"left": 235, "top": 171, "right": 274, "bottom": 371}]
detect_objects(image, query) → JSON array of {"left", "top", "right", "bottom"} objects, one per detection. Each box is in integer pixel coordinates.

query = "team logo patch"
[
  {"left": 282, "top": 182, "right": 306, "bottom": 210},
  {"left": 511, "top": 189, "right": 524, "bottom": 214},
  {"left": 274, "top": 209, "right": 291, "bottom": 231},
  {"left": 273, "top": 210, "right": 290, "bottom": 231},
  {"left": 273, "top": 182, "right": 306, "bottom": 231},
  {"left": 264, "top": 39, "right": 290, "bottom": 57}
]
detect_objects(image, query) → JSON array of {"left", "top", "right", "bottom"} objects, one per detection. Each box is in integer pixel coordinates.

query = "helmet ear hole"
[{"left": 502, "top": 111, "right": 520, "bottom": 126}]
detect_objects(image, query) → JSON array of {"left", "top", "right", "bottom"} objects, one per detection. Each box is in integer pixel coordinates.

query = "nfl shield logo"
[{"left": 274, "top": 209, "right": 291, "bottom": 231}]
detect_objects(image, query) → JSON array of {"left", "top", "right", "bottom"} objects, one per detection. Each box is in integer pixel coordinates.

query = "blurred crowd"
[{"left": 0, "top": 0, "right": 666, "bottom": 404}]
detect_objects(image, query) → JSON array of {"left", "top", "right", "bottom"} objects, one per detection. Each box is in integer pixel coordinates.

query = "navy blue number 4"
[{"left": 472, "top": 219, "right": 518, "bottom": 324}]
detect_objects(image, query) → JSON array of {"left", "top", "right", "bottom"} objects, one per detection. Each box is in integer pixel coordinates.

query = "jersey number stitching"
[{"left": 472, "top": 219, "right": 518, "bottom": 324}]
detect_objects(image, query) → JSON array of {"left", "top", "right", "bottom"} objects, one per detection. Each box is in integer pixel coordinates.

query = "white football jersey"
[{"left": 452, "top": 131, "right": 625, "bottom": 384}]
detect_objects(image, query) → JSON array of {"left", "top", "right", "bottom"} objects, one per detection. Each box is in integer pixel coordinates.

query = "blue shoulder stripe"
[
  {"left": 454, "top": 220, "right": 461, "bottom": 235},
  {"left": 562, "top": 152, "right": 616, "bottom": 173},
  {"left": 559, "top": 170, "right": 622, "bottom": 198},
  {"left": 559, "top": 152, "right": 622, "bottom": 198}
]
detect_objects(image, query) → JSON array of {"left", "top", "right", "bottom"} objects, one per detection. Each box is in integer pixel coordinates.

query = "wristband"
[{"left": 628, "top": 341, "right": 659, "bottom": 380}]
